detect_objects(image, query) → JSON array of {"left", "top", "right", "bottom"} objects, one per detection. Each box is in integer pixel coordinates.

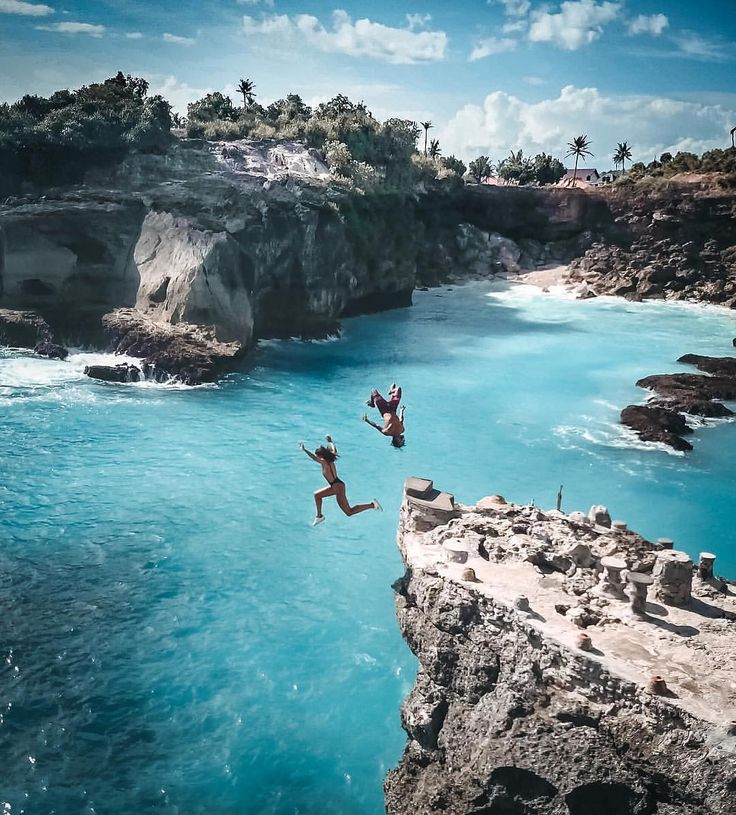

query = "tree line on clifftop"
[{"left": 1, "top": 72, "right": 735, "bottom": 193}]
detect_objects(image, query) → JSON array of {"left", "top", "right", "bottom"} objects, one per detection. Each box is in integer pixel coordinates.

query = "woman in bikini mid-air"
[{"left": 300, "top": 435, "right": 382, "bottom": 526}]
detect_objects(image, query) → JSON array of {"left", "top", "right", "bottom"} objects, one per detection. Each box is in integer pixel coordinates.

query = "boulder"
[
  {"left": 0, "top": 308, "right": 53, "bottom": 348},
  {"left": 34, "top": 339, "right": 69, "bottom": 360},
  {"left": 620, "top": 404, "right": 693, "bottom": 452},
  {"left": 84, "top": 363, "right": 141, "bottom": 383},
  {"left": 588, "top": 505, "right": 611, "bottom": 528},
  {"left": 102, "top": 309, "right": 243, "bottom": 385},
  {"left": 678, "top": 354, "right": 736, "bottom": 379},
  {"left": 638, "top": 372, "right": 736, "bottom": 404}
]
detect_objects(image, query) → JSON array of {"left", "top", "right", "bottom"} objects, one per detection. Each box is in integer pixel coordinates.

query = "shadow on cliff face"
[
  {"left": 470, "top": 766, "right": 558, "bottom": 814},
  {"left": 565, "top": 781, "right": 654, "bottom": 815},
  {"left": 468, "top": 770, "right": 655, "bottom": 815}
]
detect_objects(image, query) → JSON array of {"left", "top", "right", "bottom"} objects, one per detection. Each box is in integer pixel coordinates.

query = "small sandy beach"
[{"left": 502, "top": 264, "right": 570, "bottom": 290}]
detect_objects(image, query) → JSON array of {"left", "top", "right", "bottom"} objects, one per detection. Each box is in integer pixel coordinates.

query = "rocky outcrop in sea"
[
  {"left": 620, "top": 348, "right": 736, "bottom": 451},
  {"left": 387, "top": 481, "right": 736, "bottom": 814}
]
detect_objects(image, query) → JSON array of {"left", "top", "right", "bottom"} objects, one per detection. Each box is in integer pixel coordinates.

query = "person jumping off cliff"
[
  {"left": 362, "top": 383, "right": 406, "bottom": 448},
  {"left": 300, "top": 435, "right": 382, "bottom": 526}
]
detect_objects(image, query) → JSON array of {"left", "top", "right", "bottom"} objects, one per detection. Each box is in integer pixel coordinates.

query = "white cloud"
[
  {"left": 242, "top": 13, "right": 290, "bottom": 35},
  {"left": 495, "top": 0, "right": 531, "bottom": 16},
  {"left": 674, "top": 31, "right": 730, "bottom": 62},
  {"left": 125, "top": 31, "right": 143, "bottom": 39},
  {"left": 163, "top": 32, "right": 196, "bottom": 46},
  {"left": 242, "top": 10, "right": 447, "bottom": 64},
  {"left": 469, "top": 37, "right": 517, "bottom": 61},
  {"left": 502, "top": 20, "right": 526, "bottom": 34},
  {"left": 523, "top": 75, "right": 547, "bottom": 86},
  {"left": 236, "top": 0, "right": 274, "bottom": 6},
  {"left": 628, "top": 13, "right": 668, "bottom": 36},
  {"left": 0, "top": 0, "right": 53, "bottom": 15},
  {"left": 438, "top": 85, "right": 736, "bottom": 165},
  {"left": 148, "top": 75, "right": 209, "bottom": 114},
  {"left": 35, "top": 21, "right": 105, "bottom": 36},
  {"left": 406, "top": 12, "right": 431, "bottom": 30},
  {"left": 528, "top": 0, "right": 621, "bottom": 50}
]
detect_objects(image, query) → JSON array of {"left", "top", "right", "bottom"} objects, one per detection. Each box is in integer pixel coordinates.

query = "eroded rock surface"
[
  {"left": 565, "top": 185, "right": 736, "bottom": 307},
  {"left": 102, "top": 309, "right": 243, "bottom": 385},
  {"left": 387, "top": 489, "right": 736, "bottom": 815}
]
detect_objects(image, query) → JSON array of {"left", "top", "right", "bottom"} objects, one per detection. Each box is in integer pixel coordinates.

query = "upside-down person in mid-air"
[
  {"left": 363, "top": 383, "right": 406, "bottom": 448},
  {"left": 300, "top": 435, "right": 382, "bottom": 526}
]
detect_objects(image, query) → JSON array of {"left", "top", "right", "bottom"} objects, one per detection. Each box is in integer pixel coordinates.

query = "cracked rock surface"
[{"left": 386, "top": 492, "right": 736, "bottom": 815}]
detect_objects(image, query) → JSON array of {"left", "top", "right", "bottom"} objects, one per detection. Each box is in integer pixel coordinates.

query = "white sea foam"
[
  {"left": 554, "top": 421, "right": 686, "bottom": 457},
  {"left": 0, "top": 349, "right": 213, "bottom": 395}
]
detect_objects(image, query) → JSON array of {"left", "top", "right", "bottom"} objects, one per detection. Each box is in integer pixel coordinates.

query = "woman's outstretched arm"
[{"left": 300, "top": 442, "right": 321, "bottom": 462}]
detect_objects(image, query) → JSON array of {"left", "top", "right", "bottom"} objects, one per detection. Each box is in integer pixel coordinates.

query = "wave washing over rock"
[{"left": 387, "top": 480, "right": 736, "bottom": 815}]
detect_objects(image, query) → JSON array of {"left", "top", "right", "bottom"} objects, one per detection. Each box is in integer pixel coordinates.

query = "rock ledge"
[{"left": 386, "top": 483, "right": 736, "bottom": 815}]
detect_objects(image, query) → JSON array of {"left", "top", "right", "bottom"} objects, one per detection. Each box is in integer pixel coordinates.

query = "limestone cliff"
[
  {"left": 0, "top": 138, "right": 603, "bottom": 356},
  {"left": 387, "top": 484, "right": 736, "bottom": 815}
]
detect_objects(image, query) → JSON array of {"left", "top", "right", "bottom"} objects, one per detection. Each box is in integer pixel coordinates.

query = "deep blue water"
[{"left": 1, "top": 282, "right": 735, "bottom": 815}]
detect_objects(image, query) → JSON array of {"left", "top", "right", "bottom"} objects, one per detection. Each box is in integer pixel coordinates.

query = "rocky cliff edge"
[{"left": 386, "top": 482, "right": 736, "bottom": 815}]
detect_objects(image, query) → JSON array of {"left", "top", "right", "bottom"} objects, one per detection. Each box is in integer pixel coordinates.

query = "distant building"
[
  {"left": 600, "top": 170, "right": 623, "bottom": 184},
  {"left": 561, "top": 167, "right": 601, "bottom": 186}
]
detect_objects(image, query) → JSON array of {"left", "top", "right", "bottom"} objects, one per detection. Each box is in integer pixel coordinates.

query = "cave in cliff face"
[{"left": 0, "top": 202, "right": 145, "bottom": 341}]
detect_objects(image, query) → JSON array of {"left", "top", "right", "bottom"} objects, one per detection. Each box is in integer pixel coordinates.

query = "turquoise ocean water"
[{"left": 2, "top": 282, "right": 735, "bottom": 814}]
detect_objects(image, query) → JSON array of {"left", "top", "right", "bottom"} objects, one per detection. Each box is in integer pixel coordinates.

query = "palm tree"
[
  {"left": 613, "top": 141, "right": 632, "bottom": 172},
  {"left": 420, "top": 121, "right": 432, "bottom": 156},
  {"left": 565, "top": 135, "right": 593, "bottom": 185},
  {"left": 428, "top": 139, "right": 441, "bottom": 160},
  {"left": 237, "top": 78, "right": 256, "bottom": 109}
]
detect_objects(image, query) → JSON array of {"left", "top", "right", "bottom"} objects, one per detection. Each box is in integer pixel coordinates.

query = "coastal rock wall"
[
  {"left": 387, "top": 489, "right": 736, "bottom": 815},
  {"left": 0, "top": 199, "right": 145, "bottom": 337},
  {"left": 566, "top": 183, "right": 736, "bottom": 307}
]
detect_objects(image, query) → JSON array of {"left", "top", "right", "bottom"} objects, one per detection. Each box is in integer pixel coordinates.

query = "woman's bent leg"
[
  {"left": 335, "top": 486, "right": 374, "bottom": 517},
  {"left": 314, "top": 486, "right": 334, "bottom": 516}
]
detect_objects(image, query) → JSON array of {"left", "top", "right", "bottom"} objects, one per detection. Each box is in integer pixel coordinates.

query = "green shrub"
[{"left": 0, "top": 72, "right": 171, "bottom": 191}]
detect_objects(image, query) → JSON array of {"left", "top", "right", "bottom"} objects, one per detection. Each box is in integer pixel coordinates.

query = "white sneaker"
[
  {"left": 372, "top": 500, "right": 383, "bottom": 512},
  {"left": 312, "top": 515, "right": 325, "bottom": 526}
]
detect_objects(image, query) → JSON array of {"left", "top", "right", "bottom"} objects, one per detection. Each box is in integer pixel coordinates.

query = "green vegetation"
[
  {"left": 442, "top": 155, "right": 467, "bottom": 177},
  {"left": 0, "top": 72, "right": 171, "bottom": 189},
  {"left": 8, "top": 72, "right": 732, "bottom": 195},
  {"left": 420, "top": 121, "right": 433, "bottom": 156},
  {"left": 186, "top": 91, "right": 441, "bottom": 189},
  {"left": 465, "top": 150, "right": 565, "bottom": 186},
  {"left": 565, "top": 134, "right": 594, "bottom": 182},
  {"left": 619, "top": 148, "right": 736, "bottom": 184},
  {"left": 468, "top": 155, "right": 492, "bottom": 184},
  {"left": 613, "top": 141, "right": 632, "bottom": 172}
]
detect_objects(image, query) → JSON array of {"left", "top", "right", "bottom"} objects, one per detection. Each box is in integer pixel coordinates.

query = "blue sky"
[{"left": 1, "top": 0, "right": 735, "bottom": 164}]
